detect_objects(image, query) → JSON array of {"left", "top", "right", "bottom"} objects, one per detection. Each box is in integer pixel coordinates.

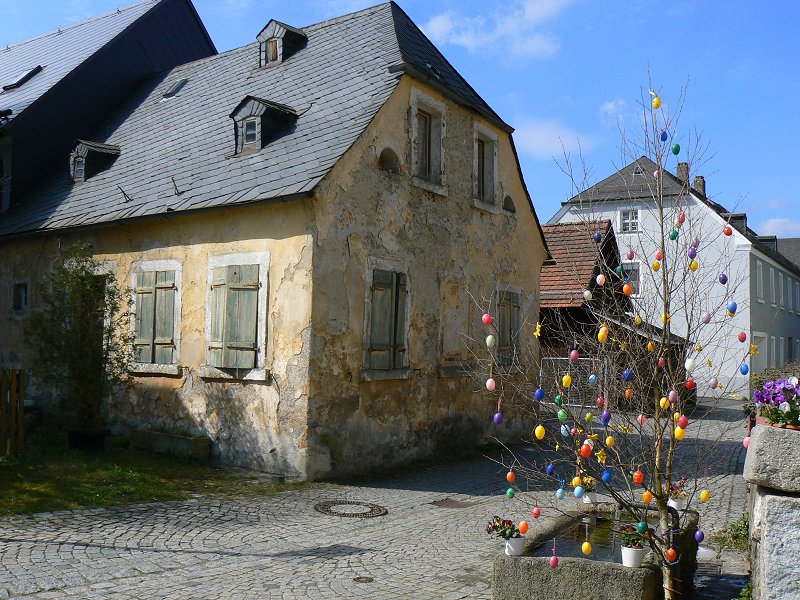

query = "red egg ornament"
[
  {"left": 482, "top": 313, "right": 493, "bottom": 325},
  {"left": 677, "top": 415, "right": 689, "bottom": 428},
  {"left": 723, "top": 226, "right": 733, "bottom": 236},
  {"left": 658, "top": 357, "right": 666, "bottom": 368},
  {"left": 655, "top": 249, "right": 664, "bottom": 261},
  {"left": 738, "top": 332, "right": 747, "bottom": 343},
  {"left": 596, "top": 396, "right": 605, "bottom": 408},
  {"left": 666, "top": 548, "right": 678, "bottom": 562},
  {"left": 580, "top": 443, "right": 592, "bottom": 458},
  {"left": 627, "top": 249, "right": 635, "bottom": 260},
  {"left": 532, "top": 507, "right": 541, "bottom": 519},
  {"left": 686, "top": 378, "right": 696, "bottom": 390},
  {"left": 632, "top": 470, "right": 645, "bottom": 485}
]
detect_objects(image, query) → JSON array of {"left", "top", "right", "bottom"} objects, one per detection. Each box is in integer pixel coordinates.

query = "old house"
[
  {"left": 0, "top": 1, "right": 549, "bottom": 479},
  {"left": 549, "top": 157, "right": 800, "bottom": 398}
]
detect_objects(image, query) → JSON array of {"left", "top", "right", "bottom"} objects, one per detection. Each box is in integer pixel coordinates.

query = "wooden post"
[
  {"left": 0, "top": 370, "right": 7, "bottom": 456},
  {"left": 16, "top": 370, "right": 25, "bottom": 453}
]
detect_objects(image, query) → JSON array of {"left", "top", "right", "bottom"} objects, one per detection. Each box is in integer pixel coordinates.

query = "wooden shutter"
[
  {"left": 134, "top": 270, "right": 156, "bottom": 363},
  {"left": 393, "top": 272, "right": 407, "bottom": 368},
  {"left": 153, "top": 271, "right": 176, "bottom": 364},
  {"left": 498, "top": 291, "right": 520, "bottom": 365},
  {"left": 369, "top": 269, "right": 394, "bottom": 370},
  {"left": 208, "top": 266, "right": 227, "bottom": 368},
  {"left": 224, "top": 264, "right": 259, "bottom": 369}
]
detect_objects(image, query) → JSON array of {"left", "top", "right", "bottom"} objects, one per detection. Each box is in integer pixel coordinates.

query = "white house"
[{"left": 549, "top": 156, "right": 800, "bottom": 399}]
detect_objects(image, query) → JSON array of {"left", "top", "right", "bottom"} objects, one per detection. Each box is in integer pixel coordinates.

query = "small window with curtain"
[
  {"left": 497, "top": 290, "right": 521, "bottom": 366},
  {"left": 367, "top": 269, "right": 408, "bottom": 371}
]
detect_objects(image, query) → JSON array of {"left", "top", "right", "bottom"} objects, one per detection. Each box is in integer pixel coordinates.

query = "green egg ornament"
[
  {"left": 557, "top": 409, "right": 569, "bottom": 423},
  {"left": 554, "top": 394, "right": 563, "bottom": 406},
  {"left": 671, "top": 143, "right": 680, "bottom": 155},
  {"left": 584, "top": 412, "right": 593, "bottom": 423},
  {"left": 669, "top": 228, "right": 678, "bottom": 240},
  {"left": 506, "top": 487, "right": 515, "bottom": 499},
  {"left": 637, "top": 521, "right": 648, "bottom": 534}
]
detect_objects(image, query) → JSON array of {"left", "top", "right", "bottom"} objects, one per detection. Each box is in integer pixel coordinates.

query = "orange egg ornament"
[
  {"left": 625, "top": 388, "right": 634, "bottom": 399},
  {"left": 623, "top": 283, "right": 633, "bottom": 296},
  {"left": 506, "top": 471, "right": 516, "bottom": 483},
  {"left": 642, "top": 490, "right": 654, "bottom": 504},
  {"left": 632, "top": 470, "right": 645, "bottom": 485},
  {"left": 518, "top": 520, "right": 529, "bottom": 534},
  {"left": 666, "top": 548, "right": 678, "bottom": 562}
]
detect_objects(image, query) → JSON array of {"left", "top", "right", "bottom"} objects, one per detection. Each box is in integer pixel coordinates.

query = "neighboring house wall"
[
  {"left": 305, "top": 76, "right": 546, "bottom": 478},
  {"left": 552, "top": 192, "right": 752, "bottom": 396},
  {"left": 0, "top": 200, "right": 315, "bottom": 477}
]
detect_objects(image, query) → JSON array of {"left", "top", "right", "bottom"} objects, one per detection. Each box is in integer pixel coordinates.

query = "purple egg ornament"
[
  {"left": 493, "top": 412, "right": 503, "bottom": 425},
  {"left": 719, "top": 273, "right": 728, "bottom": 285},
  {"left": 687, "top": 247, "right": 697, "bottom": 259},
  {"left": 701, "top": 312, "right": 712, "bottom": 325},
  {"left": 708, "top": 377, "right": 719, "bottom": 389},
  {"left": 695, "top": 530, "right": 704, "bottom": 543}
]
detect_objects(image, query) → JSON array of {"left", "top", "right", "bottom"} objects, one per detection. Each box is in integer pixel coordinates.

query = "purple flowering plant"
[
  {"left": 669, "top": 476, "right": 688, "bottom": 500},
  {"left": 485, "top": 516, "right": 521, "bottom": 539},
  {"left": 753, "top": 376, "right": 800, "bottom": 428}
]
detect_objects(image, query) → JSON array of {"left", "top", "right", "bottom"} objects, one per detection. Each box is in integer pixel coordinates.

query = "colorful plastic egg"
[
  {"left": 668, "top": 390, "right": 679, "bottom": 403},
  {"left": 642, "top": 490, "right": 653, "bottom": 504},
  {"left": 570, "top": 427, "right": 578, "bottom": 438},
  {"left": 660, "top": 130, "right": 668, "bottom": 142},
  {"left": 535, "top": 388, "right": 545, "bottom": 401},
  {"left": 661, "top": 312, "right": 670, "bottom": 324},
  {"left": 557, "top": 409, "right": 569, "bottom": 423},
  {"left": 652, "top": 96, "right": 662, "bottom": 109},
  {"left": 574, "top": 486, "right": 585, "bottom": 498},
  {"left": 647, "top": 341, "right": 655, "bottom": 352},
  {"left": 605, "top": 435, "right": 615, "bottom": 447},
  {"left": 738, "top": 332, "right": 747, "bottom": 343},
  {"left": 686, "top": 378, "right": 696, "bottom": 390},
  {"left": 623, "top": 368, "right": 633, "bottom": 381},
  {"left": 658, "top": 357, "right": 666, "bottom": 368},
  {"left": 550, "top": 555, "right": 559, "bottom": 568},
  {"left": 562, "top": 374, "right": 573, "bottom": 388},
  {"left": 666, "top": 548, "right": 678, "bottom": 562},
  {"left": 669, "top": 228, "right": 678, "bottom": 240},
  {"left": 660, "top": 397, "right": 670, "bottom": 410},
  {"left": 486, "top": 378, "right": 496, "bottom": 391},
  {"left": 596, "top": 274, "right": 606, "bottom": 286},
  {"left": 673, "top": 412, "right": 680, "bottom": 423},
  {"left": 507, "top": 470, "right": 516, "bottom": 483},
  {"left": 678, "top": 211, "right": 686, "bottom": 224},
  {"left": 594, "top": 231, "right": 602, "bottom": 243},
  {"left": 637, "top": 521, "right": 648, "bottom": 534},
  {"left": 653, "top": 260, "right": 661, "bottom": 271},
  {"left": 719, "top": 273, "right": 728, "bottom": 285},
  {"left": 558, "top": 424, "right": 569, "bottom": 437},
  {"left": 695, "top": 529, "right": 704, "bottom": 543},
  {"left": 637, "top": 414, "right": 646, "bottom": 425},
  {"left": 581, "top": 541, "right": 592, "bottom": 555},
  {"left": 728, "top": 300, "right": 737, "bottom": 314},
  {"left": 690, "top": 259, "right": 699, "bottom": 272},
  {"left": 570, "top": 349, "right": 579, "bottom": 363},
  {"left": 598, "top": 327, "right": 608, "bottom": 343},
  {"left": 687, "top": 247, "right": 697, "bottom": 259},
  {"left": 493, "top": 411, "right": 503, "bottom": 424},
  {"left": 580, "top": 443, "right": 592, "bottom": 458},
  {"left": 532, "top": 507, "right": 541, "bottom": 519},
  {"left": 627, "top": 249, "right": 635, "bottom": 260},
  {"left": 655, "top": 249, "right": 664, "bottom": 261},
  {"left": 623, "top": 283, "right": 633, "bottom": 296},
  {"left": 615, "top": 265, "right": 624, "bottom": 276},
  {"left": 588, "top": 374, "right": 598, "bottom": 386},
  {"left": 692, "top": 236, "right": 701, "bottom": 248},
  {"left": 506, "top": 487, "right": 515, "bottom": 498},
  {"left": 685, "top": 357, "right": 697, "bottom": 373},
  {"left": 535, "top": 425, "right": 546, "bottom": 440},
  {"left": 486, "top": 334, "right": 496, "bottom": 348},
  {"left": 583, "top": 289, "right": 593, "bottom": 301},
  {"left": 678, "top": 415, "right": 689, "bottom": 428},
  {"left": 671, "top": 143, "right": 680, "bottom": 155},
  {"left": 584, "top": 412, "right": 593, "bottom": 424},
  {"left": 634, "top": 315, "right": 643, "bottom": 326},
  {"left": 572, "top": 476, "right": 582, "bottom": 488},
  {"left": 546, "top": 463, "right": 556, "bottom": 476},
  {"left": 555, "top": 488, "right": 565, "bottom": 500},
  {"left": 723, "top": 226, "right": 733, "bottom": 236},
  {"left": 519, "top": 520, "right": 529, "bottom": 534},
  {"left": 740, "top": 363, "right": 749, "bottom": 375},
  {"left": 653, "top": 169, "right": 660, "bottom": 179},
  {"left": 597, "top": 396, "right": 605, "bottom": 407},
  {"left": 602, "top": 468, "right": 613, "bottom": 483},
  {"left": 482, "top": 313, "right": 493, "bottom": 325},
  {"left": 675, "top": 426, "right": 686, "bottom": 440},
  {"left": 709, "top": 377, "right": 719, "bottom": 389},
  {"left": 699, "top": 489, "right": 711, "bottom": 503},
  {"left": 632, "top": 470, "right": 645, "bottom": 485},
  {"left": 601, "top": 409, "right": 611, "bottom": 422},
  {"left": 701, "top": 311, "right": 712, "bottom": 324}
]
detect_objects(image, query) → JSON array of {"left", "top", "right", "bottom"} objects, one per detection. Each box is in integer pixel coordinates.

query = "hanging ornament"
[
  {"left": 675, "top": 426, "right": 686, "bottom": 440},
  {"left": 673, "top": 412, "right": 681, "bottom": 423},
  {"left": 519, "top": 520, "right": 529, "bottom": 534},
  {"left": 660, "top": 396, "right": 671, "bottom": 410},
  {"left": 723, "top": 226, "right": 733, "bottom": 236},
  {"left": 738, "top": 332, "right": 747, "bottom": 343},
  {"left": 583, "top": 289, "right": 593, "bottom": 301},
  {"left": 642, "top": 490, "right": 653, "bottom": 505},
  {"left": 535, "top": 388, "right": 545, "bottom": 401},
  {"left": 666, "top": 548, "right": 678, "bottom": 563},
  {"left": 687, "top": 247, "right": 697, "bottom": 259},
  {"left": 532, "top": 507, "right": 541, "bottom": 519},
  {"left": 557, "top": 409, "right": 569, "bottom": 423},
  {"left": 506, "top": 470, "right": 516, "bottom": 483},
  {"left": 678, "top": 211, "right": 686, "bottom": 224},
  {"left": 627, "top": 249, "right": 635, "bottom": 260},
  {"left": 482, "top": 313, "right": 494, "bottom": 325},
  {"left": 598, "top": 326, "right": 609, "bottom": 343},
  {"left": 623, "top": 368, "right": 633, "bottom": 381},
  {"left": 675, "top": 217, "right": 683, "bottom": 229},
  {"left": 671, "top": 143, "right": 681, "bottom": 155},
  {"left": 615, "top": 265, "right": 624, "bottom": 276},
  {"left": 685, "top": 357, "right": 697, "bottom": 373},
  {"left": 570, "top": 349, "right": 580, "bottom": 363},
  {"left": 637, "top": 414, "right": 647, "bottom": 425},
  {"left": 550, "top": 554, "right": 559, "bottom": 569},
  {"left": 654, "top": 169, "right": 660, "bottom": 179},
  {"left": 486, "top": 334, "right": 496, "bottom": 348},
  {"left": 636, "top": 521, "right": 648, "bottom": 534},
  {"left": 658, "top": 357, "right": 666, "bottom": 368},
  {"left": 690, "top": 259, "right": 699, "bottom": 272},
  {"left": 701, "top": 311, "right": 712, "bottom": 324},
  {"left": 555, "top": 488, "right": 565, "bottom": 500},
  {"left": 699, "top": 489, "right": 711, "bottom": 503},
  {"left": 669, "top": 228, "right": 678, "bottom": 240},
  {"left": 554, "top": 394, "right": 563, "bottom": 406},
  {"left": 486, "top": 378, "right": 497, "bottom": 391},
  {"left": 594, "top": 231, "right": 603, "bottom": 243},
  {"left": 632, "top": 470, "right": 645, "bottom": 485},
  {"left": 719, "top": 273, "right": 728, "bottom": 285},
  {"left": 574, "top": 486, "right": 585, "bottom": 498},
  {"left": 623, "top": 283, "right": 633, "bottom": 296},
  {"left": 743, "top": 436, "right": 751, "bottom": 449},
  {"left": 647, "top": 341, "right": 655, "bottom": 352},
  {"left": 601, "top": 409, "right": 611, "bottom": 423},
  {"left": 634, "top": 315, "right": 643, "bottom": 326},
  {"left": 605, "top": 435, "right": 615, "bottom": 447},
  {"left": 570, "top": 427, "right": 578, "bottom": 438},
  {"left": 572, "top": 476, "right": 582, "bottom": 488},
  {"left": 678, "top": 415, "right": 689, "bottom": 428},
  {"left": 655, "top": 249, "right": 664, "bottom": 261},
  {"left": 660, "top": 130, "right": 668, "bottom": 142},
  {"left": 669, "top": 390, "right": 679, "bottom": 403},
  {"left": 596, "top": 274, "right": 606, "bottom": 286},
  {"left": 562, "top": 374, "right": 573, "bottom": 388},
  {"left": 652, "top": 96, "right": 662, "bottom": 109},
  {"left": 740, "top": 363, "right": 749, "bottom": 375},
  {"left": 596, "top": 396, "right": 605, "bottom": 407},
  {"left": 661, "top": 312, "right": 670, "bottom": 324},
  {"left": 535, "top": 425, "right": 546, "bottom": 440},
  {"left": 695, "top": 529, "right": 705, "bottom": 543},
  {"left": 602, "top": 468, "right": 613, "bottom": 483},
  {"left": 728, "top": 300, "right": 738, "bottom": 314},
  {"left": 708, "top": 377, "right": 719, "bottom": 389},
  {"left": 546, "top": 463, "right": 556, "bottom": 476},
  {"left": 584, "top": 412, "right": 593, "bottom": 424},
  {"left": 582, "top": 541, "right": 592, "bottom": 556},
  {"left": 580, "top": 443, "right": 592, "bottom": 458},
  {"left": 588, "top": 374, "right": 598, "bottom": 386},
  {"left": 506, "top": 487, "right": 515, "bottom": 498},
  {"left": 686, "top": 378, "right": 696, "bottom": 390},
  {"left": 493, "top": 411, "right": 503, "bottom": 424}
]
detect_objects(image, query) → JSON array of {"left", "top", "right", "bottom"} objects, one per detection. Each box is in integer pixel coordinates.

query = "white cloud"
[
  {"left": 422, "top": 0, "right": 574, "bottom": 60},
  {"left": 758, "top": 219, "right": 800, "bottom": 238},
  {"left": 599, "top": 99, "right": 626, "bottom": 116},
  {"left": 513, "top": 119, "right": 597, "bottom": 160}
]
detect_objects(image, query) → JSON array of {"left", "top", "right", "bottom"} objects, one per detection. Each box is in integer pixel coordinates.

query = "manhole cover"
[
  {"left": 353, "top": 576, "right": 374, "bottom": 583},
  {"left": 314, "top": 500, "right": 388, "bottom": 518}
]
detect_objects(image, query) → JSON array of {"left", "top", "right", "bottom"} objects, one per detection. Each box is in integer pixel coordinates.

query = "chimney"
[
  {"left": 677, "top": 162, "right": 689, "bottom": 183},
  {"left": 693, "top": 175, "right": 706, "bottom": 196}
]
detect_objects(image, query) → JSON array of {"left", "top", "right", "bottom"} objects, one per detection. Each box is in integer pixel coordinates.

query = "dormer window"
[
  {"left": 230, "top": 96, "right": 298, "bottom": 155},
  {"left": 70, "top": 140, "right": 120, "bottom": 183},
  {"left": 256, "top": 20, "right": 307, "bottom": 67},
  {"left": 3, "top": 65, "right": 42, "bottom": 91}
]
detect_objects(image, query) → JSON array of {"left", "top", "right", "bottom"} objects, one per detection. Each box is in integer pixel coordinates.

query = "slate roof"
[
  {"left": 777, "top": 238, "right": 800, "bottom": 270},
  {"left": 562, "top": 156, "right": 800, "bottom": 278},
  {"left": 0, "top": 0, "right": 166, "bottom": 122},
  {"left": 540, "top": 220, "right": 614, "bottom": 308},
  {"left": 0, "top": 1, "right": 527, "bottom": 239}
]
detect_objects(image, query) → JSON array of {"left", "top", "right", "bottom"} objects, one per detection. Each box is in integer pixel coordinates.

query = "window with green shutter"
[
  {"left": 368, "top": 269, "right": 407, "bottom": 370},
  {"left": 134, "top": 270, "right": 176, "bottom": 364},
  {"left": 208, "top": 264, "right": 259, "bottom": 369},
  {"left": 497, "top": 290, "right": 520, "bottom": 366}
]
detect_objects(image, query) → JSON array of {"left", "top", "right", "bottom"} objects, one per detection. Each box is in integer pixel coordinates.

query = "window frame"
[
  {"left": 129, "top": 259, "right": 183, "bottom": 375},
  {"left": 11, "top": 281, "right": 28, "bottom": 316},
  {"left": 410, "top": 88, "right": 446, "bottom": 195},
  {"left": 779, "top": 272, "right": 785, "bottom": 308},
  {"left": 361, "top": 257, "right": 411, "bottom": 381},
  {"left": 473, "top": 121, "right": 499, "bottom": 210},
  {"left": 73, "top": 156, "right": 85, "bottom": 182},
  {"left": 201, "top": 252, "right": 271, "bottom": 381},
  {"left": 756, "top": 260, "right": 764, "bottom": 302},
  {"left": 619, "top": 209, "right": 640, "bottom": 234},
  {"left": 621, "top": 261, "right": 641, "bottom": 297},
  {"left": 243, "top": 118, "right": 258, "bottom": 146},
  {"left": 770, "top": 267, "right": 776, "bottom": 307},
  {"left": 261, "top": 37, "right": 282, "bottom": 66},
  {"left": 495, "top": 284, "right": 524, "bottom": 370}
]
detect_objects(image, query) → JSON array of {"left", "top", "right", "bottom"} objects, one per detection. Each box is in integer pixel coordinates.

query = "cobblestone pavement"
[{"left": 0, "top": 406, "right": 748, "bottom": 599}]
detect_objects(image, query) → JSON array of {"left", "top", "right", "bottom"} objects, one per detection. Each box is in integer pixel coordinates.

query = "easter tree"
[{"left": 477, "top": 87, "right": 750, "bottom": 599}]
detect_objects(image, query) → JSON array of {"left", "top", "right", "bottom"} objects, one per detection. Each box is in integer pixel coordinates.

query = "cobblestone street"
[{"left": 0, "top": 405, "right": 748, "bottom": 599}]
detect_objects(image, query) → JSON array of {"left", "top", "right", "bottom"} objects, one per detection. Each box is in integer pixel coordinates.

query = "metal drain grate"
[{"left": 313, "top": 500, "right": 388, "bottom": 518}]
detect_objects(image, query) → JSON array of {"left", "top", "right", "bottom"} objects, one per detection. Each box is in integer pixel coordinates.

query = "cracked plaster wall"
[
  {"left": 0, "top": 200, "right": 314, "bottom": 477},
  {"left": 305, "top": 77, "right": 548, "bottom": 479}
]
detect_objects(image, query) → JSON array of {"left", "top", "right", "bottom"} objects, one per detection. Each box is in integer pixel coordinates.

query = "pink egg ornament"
[
  {"left": 668, "top": 390, "right": 679, "bottom": 403},
  {"left": 627, "top": 249, "right": 635, "bottom": 260},
  {"left": 486, "top": 378, "right": 496, "bottom": 391},
  {"left": 655, "top": 249, "right": 664, "bottom": 261},
  {"left": 482, "top": 313, "right": 493, "bottom": 325},
  {"left": 743, "top": 436, "right": 751, "bottom": 449}
]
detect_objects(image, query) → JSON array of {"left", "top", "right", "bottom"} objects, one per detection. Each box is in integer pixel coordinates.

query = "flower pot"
[
  {"left": 668, "top": 497, "right": 687, "bottom": 511},
  {"left": 772, "top": 423, "right": 800, "bottom": 431},
  {"left": 582, "top": 491, "right": 598, "bottom": 504},
  {"left": 621, "top": 545, "right": 647, "bottom": 568},
  {"left": 504, "top": 536, "right": 526, "bottom": 556}
]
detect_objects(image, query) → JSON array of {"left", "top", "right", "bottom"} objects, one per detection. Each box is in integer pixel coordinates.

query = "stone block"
[
  {"left": 743, "top": 425, "right": 800, "bottom": 492},
  {"left": 754, "top": 493, "right": 800, "bottom": 600},
  {"left": 129, "top": 429, "right": 211, "bottom": 460}
]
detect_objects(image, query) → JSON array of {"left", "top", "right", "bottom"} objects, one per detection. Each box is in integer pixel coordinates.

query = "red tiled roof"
[{"left": 540, "top": 220, "right": 613, "bottom": 308}]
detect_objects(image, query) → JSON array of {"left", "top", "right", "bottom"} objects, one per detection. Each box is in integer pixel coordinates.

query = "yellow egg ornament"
[
  {"left": 647, "top": 341, "right": 655, "bottom": 352},
  {"left": 660, "top": 397, "right": 670, "bottom": 410},
  {"left": 582, "top": 541, "right": 592, "bottom": 555},
  {"left": 673, "top": 412, "right": 681, "bottom": 422},
  {"left": 661, "top": 313, "right": 670, "bottom": 324},
  {"left": 572, "top": 476, "right": 582, "bottom": 488},
  {"left": 700, "top": 489, "right": 711, "bottom": 503},
  {"left": 634, "top": 315, "right": 643, "bottom": 326},
  {"left": 535, "top": 425, "right": 546, "bottom": 440},
  {"left": 563, "top": 374, "right": 573, "bottom": 389},
  {"left": 653, "top": 260, "right": 661, "bottom": 271},
  {"left": 598, "top": 327, "right": 609, "bottom": 343},
  {"left": 675, "top": 426, "right": 686, "bottom": 440},
  {"left": 605, "top": 435, "right": 615, "bottom": 447},
  {"left": 690, "top": 259, "right": 699, "bottom": 272},
  {"left": 652, "top": 96, "right": 662, "bottom": 109}
]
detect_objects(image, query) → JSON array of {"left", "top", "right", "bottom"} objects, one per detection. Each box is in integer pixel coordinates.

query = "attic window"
[
  {"left": 70, "top": 140, "right": 121, "bottom": 183},
  {"left": 256, "top": 20, "right": 307, "bottom": 68},
  {"left": 426, "top": 62, "right": 442, "bottom": 79},
  {"left": 73, "top": 157, "right": 86, "bottom": 182},
  {"left": 230, "top": 96, "right": 298, "bottom": 155},
  {"left": 3, "top": 65, "right": 42, "bottom": 91},
  {"left": 163, "top": 78, "right": 188, "bottom": 99},
  {"left": 268, "top": 39, "right": 279, "bottom": 62},
  {"left": 244, "top": 118, "right": 258, "bottom": 145}
]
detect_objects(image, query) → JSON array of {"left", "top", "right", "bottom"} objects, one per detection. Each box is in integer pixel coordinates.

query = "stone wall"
[{"left": 744, "top": 424, "right": 800, "bottom": 600}]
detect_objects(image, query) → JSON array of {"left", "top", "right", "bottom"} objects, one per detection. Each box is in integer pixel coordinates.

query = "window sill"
[
  {"left": 199, "top": 364, "right": 272, "bottom": 382},
  {"left": 412, "top": 176, "right": 447, "bottom": 197},
  {"left": 360, "top": 367, "right": 410, "bottom": 382},
  {"left": 131, "top": 363, "right": 183, "bottom": 377},
  {"left": 472, "top": 198, "right": 515, "bottom": 217},
  {"left": 758, "top": 298, "right": 765, "bottom": 304}
]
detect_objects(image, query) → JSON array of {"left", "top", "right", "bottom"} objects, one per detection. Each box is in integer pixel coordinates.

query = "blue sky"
[{"left": 3, "top": 0, "right": 799, "bottom": 235}]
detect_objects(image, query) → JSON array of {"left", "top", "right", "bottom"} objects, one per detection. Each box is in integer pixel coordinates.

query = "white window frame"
[
  {"left": 130, "top": 259, "right": 183, "bottom": 376},
  {"left": 771, "top": 336, "right": 777, "bottom": 368},
  {"left": 73, "top": 156, "right": 86, "bottom": 182},
  {"left": 621, "top": 261, "right": 641, "bottom": 297},
  {"left": 619, "top": 209, "right": 640, "bottom": 234},
  {"left": 790, "top": 278, "right": 794, "bottom": 312},
  {"left": 779, "top": 272, "right": 785, "bottom": 308},
  {"left": 770, "top": 267, "right": 776, "bottom": 307},
  {"left": 473, "top": 122, "right": 499, "bottom": 210},
  {"left": 361, "top": 256, "right": 411, "bottom": 381},
  {"left": 757, "top": 260, "right": 764, "bottom": 302},
  {"left": 410, "top": 88, "right": 446, "bottom": 196},
  {"left": 243, "top": 117, "right": 258, "bottom": 146},
  {"left": 780, "top": 336, "right": 785, "bottom": 366},
  {"left": 201, "top": 252, "right": 271, "bottom": 381}
]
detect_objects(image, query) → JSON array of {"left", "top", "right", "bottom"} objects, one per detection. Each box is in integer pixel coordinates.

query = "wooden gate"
[{"left": 0, "top": 369, "right": 25, "bottom": 456}]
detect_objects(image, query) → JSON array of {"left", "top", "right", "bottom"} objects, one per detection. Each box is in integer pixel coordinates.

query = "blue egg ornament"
[
  {"left": 574, "top": 486, "right": 585, "bottom": 499},
  {"left": 740, "top": 363, "right": 749, "bottom": 375},
  {"left": 588, "top": 374, "right": 598, "bottom": 386},
  {"left": 546, "top": 463, "right": 555, "bottom": 476},
  {"left": 601, "top": 469, "right": 613, "bottom": 483},
  {"left": 556, "top": 488, "right": 565, "bottom": 500}
]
